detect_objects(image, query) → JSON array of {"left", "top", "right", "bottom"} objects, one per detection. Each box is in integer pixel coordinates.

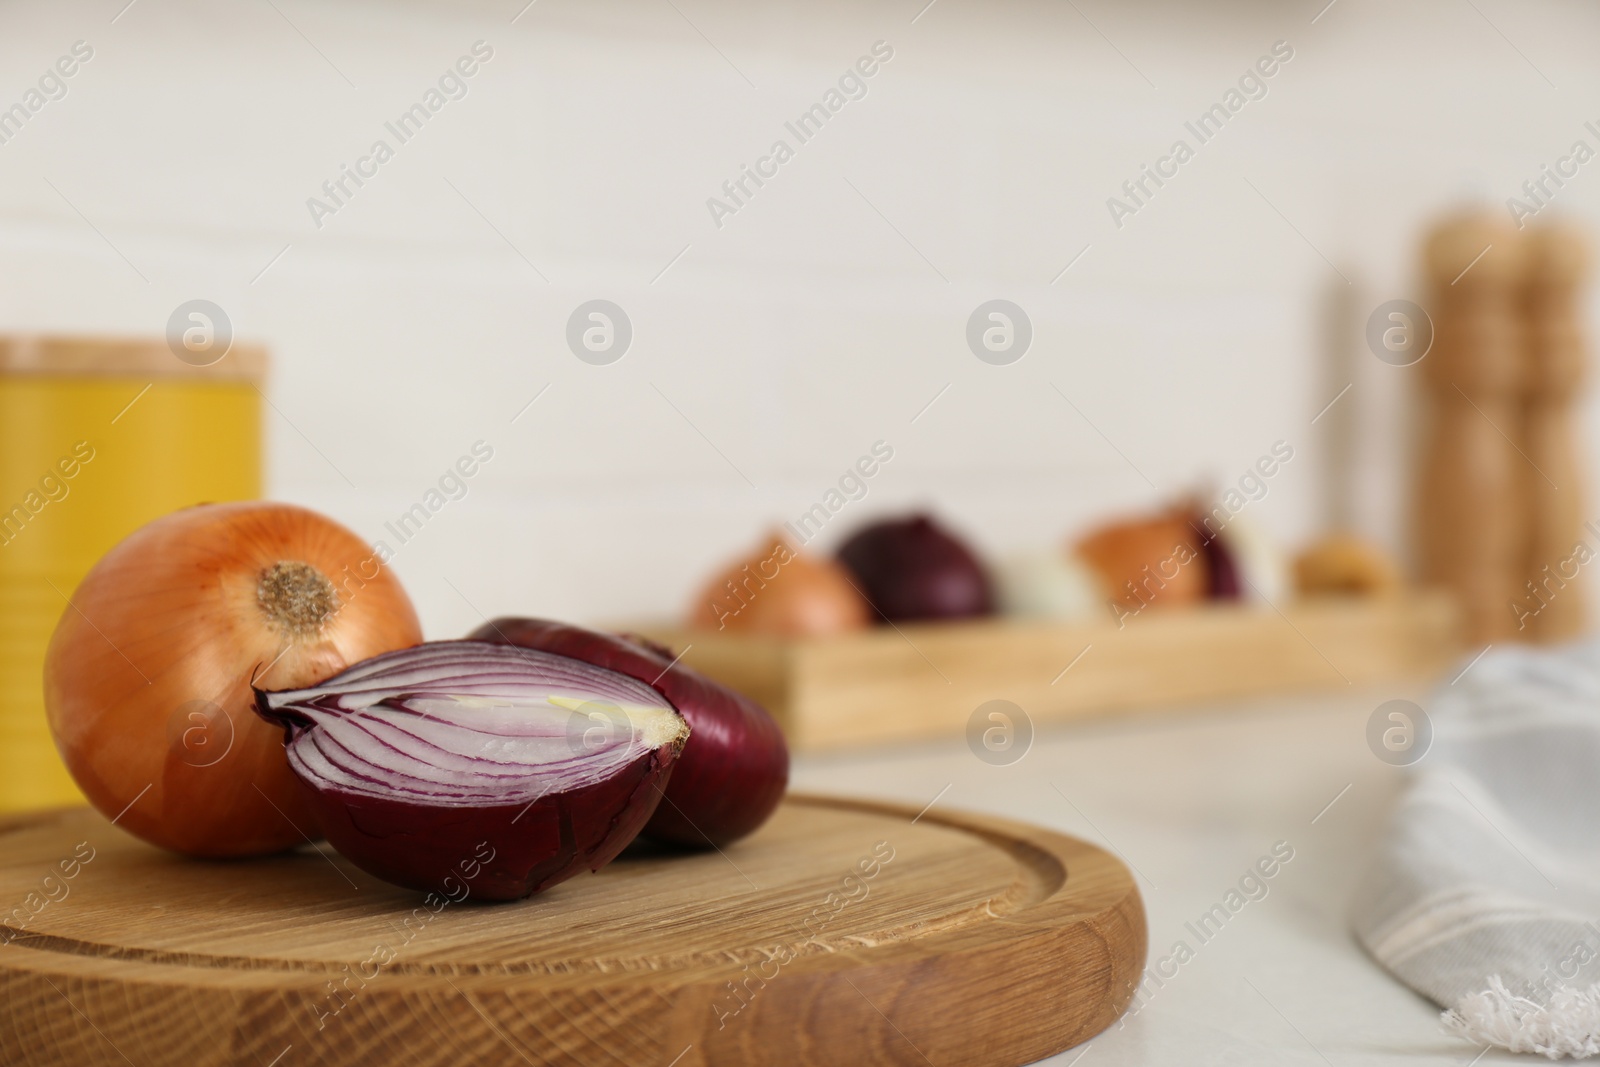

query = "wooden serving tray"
[
  {"left": 642, "top": 593, "right": 1460, "bottom": 750},
  {"left": 0, "top": 795, "right": 1144, "bottom": 1067}
]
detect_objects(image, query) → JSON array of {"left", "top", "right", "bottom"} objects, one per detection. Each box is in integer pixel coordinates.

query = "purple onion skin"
[
  {"left": 304, "top": 748, "right": 676, "bottom": 900},
  {"left": 835, "top": 514, "right": 994, "bottom": 622},
  {"left": 466, "top": 619, "right": 788, "bottom": 849}
]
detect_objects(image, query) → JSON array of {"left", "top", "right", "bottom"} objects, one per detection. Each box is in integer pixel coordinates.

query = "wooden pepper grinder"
[
  {"left": 1418, "top": 212, "right": 1527, "bottom": 643},
  {"left": 1518, "top": 222, "right": 1589, "bottom": 642}
]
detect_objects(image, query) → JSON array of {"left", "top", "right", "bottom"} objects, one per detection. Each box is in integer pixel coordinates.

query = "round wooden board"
[{"left": 0, "top": 795, "right": 1145, "bottom": 1067}]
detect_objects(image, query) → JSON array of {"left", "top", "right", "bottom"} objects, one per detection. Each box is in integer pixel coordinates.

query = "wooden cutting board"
[{"left": 0, "top": 795, "right": 1145, "bottom": 1067}]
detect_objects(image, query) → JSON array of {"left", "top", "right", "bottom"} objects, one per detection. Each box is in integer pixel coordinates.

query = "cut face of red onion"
[{"left": 254, "top": 641, "right": 688, "bottom": 900}]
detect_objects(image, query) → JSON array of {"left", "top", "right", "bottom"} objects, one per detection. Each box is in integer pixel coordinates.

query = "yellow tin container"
[{"left": 0, "top": 336, "right": 264, "bottom": 811}]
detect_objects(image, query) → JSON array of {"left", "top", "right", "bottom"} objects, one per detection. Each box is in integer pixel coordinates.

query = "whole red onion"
[
  {"left": 835, "top": 514, "right": 994, "bottom": 621},
  {"left": 254, "top": 641, "right": 687, "bottom": 900},
  {"left": 467, "top": 618, "right": 788, "bottom": 848}
]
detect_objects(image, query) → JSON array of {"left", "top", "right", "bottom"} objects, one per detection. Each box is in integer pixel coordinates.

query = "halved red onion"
[{"left": 253, "top": 641, "right": 688, "bottom": 900}]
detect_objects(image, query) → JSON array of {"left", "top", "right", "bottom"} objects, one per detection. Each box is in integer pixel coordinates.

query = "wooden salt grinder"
[
  {"left": 1418, "top": 212, "right": 1526, "bottom": 643},
  {"left": 1519, "top": 222, "right": 1590, "bottom": 642}
]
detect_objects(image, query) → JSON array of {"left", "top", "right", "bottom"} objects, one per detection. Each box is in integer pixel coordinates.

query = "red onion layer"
[
  {"left": 467, "top": 619, "right": 788, "bottom": 849},
  {"left": 254, "top": 641, "right": 688, "bottom": 900}
]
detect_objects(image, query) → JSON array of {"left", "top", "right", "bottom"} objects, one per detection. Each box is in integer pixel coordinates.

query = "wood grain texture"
[
  {"left": 646, "top": 594, "right": 1460, "bottom": 750},
  {"left": 1418, "top": 211, "right": 1527, "bottom": 643},
  {"left": 1519, "top": 223, "right": 1590, "bottom": 642},
  {"left": 0, "top": 795, "right": 1145, "bottom": 1067}
]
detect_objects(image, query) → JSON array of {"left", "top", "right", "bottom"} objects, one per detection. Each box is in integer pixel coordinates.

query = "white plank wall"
[{"left": 1, "top": 0, "right": 1597, "bottom": 634}]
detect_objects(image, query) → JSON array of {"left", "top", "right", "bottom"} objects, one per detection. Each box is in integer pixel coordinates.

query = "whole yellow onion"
[
  {"left": 689, "top": 531, "right": 869, "bottom": 636},
  {"left": 45, "top": 502, "right": 422, "bottom": 857}
]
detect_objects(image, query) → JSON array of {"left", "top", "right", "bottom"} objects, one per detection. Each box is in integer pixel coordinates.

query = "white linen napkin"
[{"left": 1353, "top": 639, "right": 1600, "bottom": 1058}]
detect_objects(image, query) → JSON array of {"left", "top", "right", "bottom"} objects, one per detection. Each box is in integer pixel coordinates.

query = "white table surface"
[{"left": 791, "top": 685, "right": 1514, "bottom": 1067}]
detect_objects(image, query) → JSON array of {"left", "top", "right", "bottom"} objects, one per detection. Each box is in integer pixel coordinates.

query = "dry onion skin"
[{"left": 44, "top": 502, "right": 422, "bottom": 857}]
